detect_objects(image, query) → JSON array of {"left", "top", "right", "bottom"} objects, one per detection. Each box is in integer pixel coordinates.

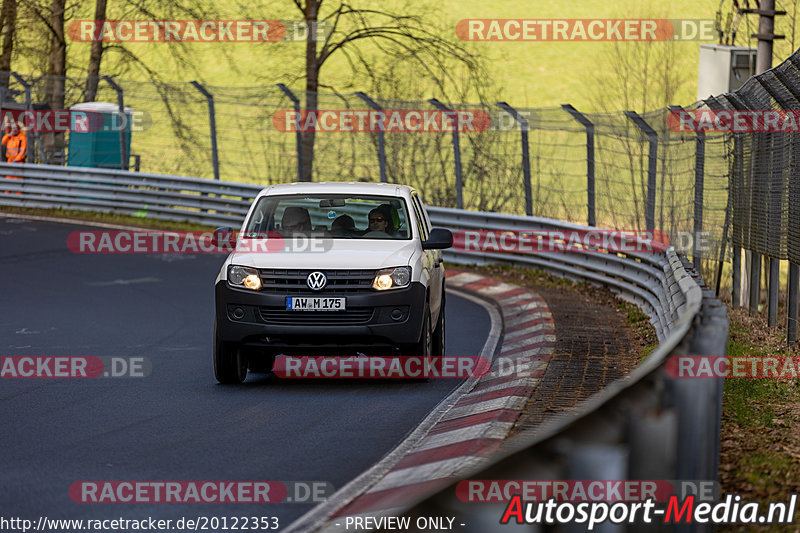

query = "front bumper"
[{"left": 215, "top": 280, "right": 427, "bottom": 348}]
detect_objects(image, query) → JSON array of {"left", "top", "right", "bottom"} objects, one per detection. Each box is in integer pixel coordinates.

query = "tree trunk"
[
  {"left": 47, "top": 0, "right": 66, "bottom": 111},
  {"left": 84, "top": 0, "right": 106, "bottom": 102},
  {"left": 300, "top": 1, "right": 318, "bottom": 182},
  {"left": 0, "top": 0, "right": 16, "bottom": 92}
]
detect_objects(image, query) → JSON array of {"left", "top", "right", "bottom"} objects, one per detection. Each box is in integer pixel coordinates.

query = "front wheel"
[
  {"left": 213, "top": 319, "right": 247, "bottom": 384},
  {"left": 432, "top": 291, "right": 446, "bottom": 357},
  {"left": 402, "top": 308, "right": 432, "bottom": 357}
]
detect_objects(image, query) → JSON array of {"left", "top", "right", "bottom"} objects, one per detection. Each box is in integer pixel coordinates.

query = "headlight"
[
  {"left": 228, "top": 265, "right": 261, "bottom": 290},
  {"left": 372, "top": 267, "right": 411, "bottom": 290}
]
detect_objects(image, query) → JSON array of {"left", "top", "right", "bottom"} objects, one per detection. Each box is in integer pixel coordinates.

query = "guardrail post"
[
  {"left": 276, "top": 83, "right": 303, "bottom": 182},
  {"left": 667, "top": 294, "right": 727, "bottom": 490},
  {"left": 562, "top": 104, "right": 595, "bottom": 226},
  {"left": 100, "top": 76, "right": 128, "bottom": 171},
  {"left": 428, "top": 98, "right": 463, "bottom": 209},
  {"left": 789, "top": 263, "right": 799, "bottom": 342},
  {"left": 190, "top": 81, "right": 220, "bottom": 181},
  {"left": 495, "top": 102, "right": 532, "bottom": 216},
  {"left": 9, "top": 72, "right": 40, "bottom": 165},
  {"left": 355, "top": 91, "right": 387, "bottom": 183},
  {"left": 624, "top": 111, "right": 658, "bottom": 232}
]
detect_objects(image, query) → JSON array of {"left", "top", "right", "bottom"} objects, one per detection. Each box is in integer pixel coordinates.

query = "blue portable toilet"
[{"left": 67, "top": 102, "right": 132, "bottom": 169}]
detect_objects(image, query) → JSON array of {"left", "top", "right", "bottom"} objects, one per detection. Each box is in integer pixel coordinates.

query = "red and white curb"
[{"left": 285, "top": 270, "right": 556, "bottom": 532}]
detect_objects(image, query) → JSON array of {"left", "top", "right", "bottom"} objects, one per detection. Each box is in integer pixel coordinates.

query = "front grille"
[
  {"left": 259, "top": 307, "right": 374, "bottom": 325},
  {"left": 258, "top": 269, "right": 375, "bottom": 294}
]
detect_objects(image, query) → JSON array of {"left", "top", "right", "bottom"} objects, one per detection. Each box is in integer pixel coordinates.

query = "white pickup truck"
[{"left": 213, "top": 182, "right": 453, "bottom": 384}]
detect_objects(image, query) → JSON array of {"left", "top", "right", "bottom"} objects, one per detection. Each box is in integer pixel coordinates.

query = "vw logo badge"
[{"left": 306, "top": 271, "right": 327, "bottom": 291}]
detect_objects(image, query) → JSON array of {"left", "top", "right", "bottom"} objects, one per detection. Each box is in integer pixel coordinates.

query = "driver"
[{"left": 367, "top": 206, "right": 394, "bottom": 236}]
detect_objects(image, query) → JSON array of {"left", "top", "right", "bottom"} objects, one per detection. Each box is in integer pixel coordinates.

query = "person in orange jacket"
[{"left": 2, "top": 120, "right": 26, "bottom": 193}]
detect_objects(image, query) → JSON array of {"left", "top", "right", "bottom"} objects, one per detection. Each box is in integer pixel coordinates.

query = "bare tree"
[
  {"left": 83, "top": 0, "right": 106, "bottom": 102},
  {"left": 18, "top": 0, "right": 68, "bottom": 109},
  {"left": 0, "top": 0, "right": 17, "bottom": 90},
  {"left": 48, "top": 0, "right": 66, "bottom": 110},
  {"left": 287, "top": 0, "right": 483, "bottom": 181}
]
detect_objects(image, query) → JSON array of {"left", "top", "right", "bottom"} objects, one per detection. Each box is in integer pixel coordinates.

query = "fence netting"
[{"left": 7, "top": 48, "right": 800, "bottom": 289}]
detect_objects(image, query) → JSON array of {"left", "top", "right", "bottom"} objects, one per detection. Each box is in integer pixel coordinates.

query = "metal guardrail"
[
  {"left": 427, "top": 206, "right": 689, "bottom": 342},
  {"left": 410, "top": 217, "right": 728, "bottom": 532},
  {"left": 0, "top": 164, "right": 728, "bottom": 531},
  {"left": 0, "top": 162, "right": 260, "bottom": 227}
]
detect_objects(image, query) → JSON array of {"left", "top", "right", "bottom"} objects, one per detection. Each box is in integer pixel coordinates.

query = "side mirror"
[
  {"left": 214, "top": 226, "right": 234, "bottom": 248},
  {"left": 422, "top": 228, "right": 453, "bottom": 250}
]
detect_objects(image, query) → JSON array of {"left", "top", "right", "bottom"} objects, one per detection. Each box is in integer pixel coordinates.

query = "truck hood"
[{"left": 229, "top": 239, "right": 417, "bottom": 270}]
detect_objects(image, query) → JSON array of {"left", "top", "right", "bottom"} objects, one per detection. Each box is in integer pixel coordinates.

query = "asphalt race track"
[{"left": 0, "top": 217, "right": 492, "bottom": 527}]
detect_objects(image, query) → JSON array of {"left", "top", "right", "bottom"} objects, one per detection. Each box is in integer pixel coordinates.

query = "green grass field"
[{"left": 34, "top": 0, "right": 775, "bottom": 110}]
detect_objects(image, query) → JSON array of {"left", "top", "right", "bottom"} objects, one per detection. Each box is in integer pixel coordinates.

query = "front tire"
[
  {"left": 432, "top": 291, "right": 446, "bottom": 357},
  {"left": 403, "top": 308, "right": 432, "bottom": 357},
  {"left": 213, "top": 318, "right": 248, "bottom": 384}
]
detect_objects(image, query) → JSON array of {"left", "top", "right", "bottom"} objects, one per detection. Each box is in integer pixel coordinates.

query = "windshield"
[{"left": 243, "top": 194, "right": 412, "bottom": 240}]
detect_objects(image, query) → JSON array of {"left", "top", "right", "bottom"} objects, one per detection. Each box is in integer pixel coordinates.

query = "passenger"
[
  {"left": 281, "top": 206, "right": 312, "bottom": 234},
  {"left": 331, "top": 214, "right": 356, "bottom": 236}
]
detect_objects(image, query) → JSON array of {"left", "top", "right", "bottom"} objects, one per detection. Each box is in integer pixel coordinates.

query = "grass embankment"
[
  {"left": 0, "top": 206, "right": 213, "bottom": 231},
  {"left": 719, "top": 309, "right": 800, "bottom": 511}
]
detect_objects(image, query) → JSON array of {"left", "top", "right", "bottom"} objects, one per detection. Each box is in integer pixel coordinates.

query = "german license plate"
[{"left": 286, "top": 297, "right": 346, "bottom": 311}]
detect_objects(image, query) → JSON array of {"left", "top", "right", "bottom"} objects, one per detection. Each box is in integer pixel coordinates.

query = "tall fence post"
[
  {"left": 562, "top": 104, "right": 595, "bottom": 226},
  {"left": 495, "top": 102, "right": 532, "bottom": 216},
  {"left": 725, "top": 93, "right": 760, "bottom": 313},
  {"left": 670, "top": 106, "right": 705, "bottom": 264},
  {"left": 755, "top": 76, "right": 791, "bottom": 327},
  {"left": 100, "top": 76, "right": 128, "bottom": 171},
  {"left": 624, "top": 111, "right": 658, "bottom": 232},
  {"left": 8, "top": 72, "right": 39, "bottom": 164},
  {"left": 189, "top": 81, "right": 220, "bottom": 181},
  {"left": 276, "top": 83, "right": 303, "bottom": 183},
  {"left": 770, "top": 67, "right": 800, "bottom": 339},
  {"left": 354, "top": 91, "right": 387, "bottom": 183},
  {"left": 428, "top": 98, "right": 463, "bottom": 209},
  {"left": 732, "top": 132, "right": 745, "bottom": 308}
]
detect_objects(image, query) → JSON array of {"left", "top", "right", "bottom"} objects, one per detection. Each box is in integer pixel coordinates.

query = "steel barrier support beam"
[
  {"left": 276, "top": 84, "right": 303, "bottom": 182},
  {"left": 769, "top": 257, "right": 780, "bottom": 325},
  {"left": 562, "top": 104, "right": 595, "bottom": 226},
  {"left": 190, "top": 81, "right": 220, "bottom": 181},
  {"left": 625, "top": 111, "right": 658, "bottom": 232},
  {"left": 428, "top": 98, "right": 463, "bottom": 209},
  {"left": 789, "top": 263, "right": 799, "bottom": 342},
  {"left": 750, "top": 253, "right": 762, "bottom": 313},
  {"left": 355, "top": 91, "right": 387, "bottom": 183},
  {"left": 496, "top": 102, "right": 532, "bottom": 216}
]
